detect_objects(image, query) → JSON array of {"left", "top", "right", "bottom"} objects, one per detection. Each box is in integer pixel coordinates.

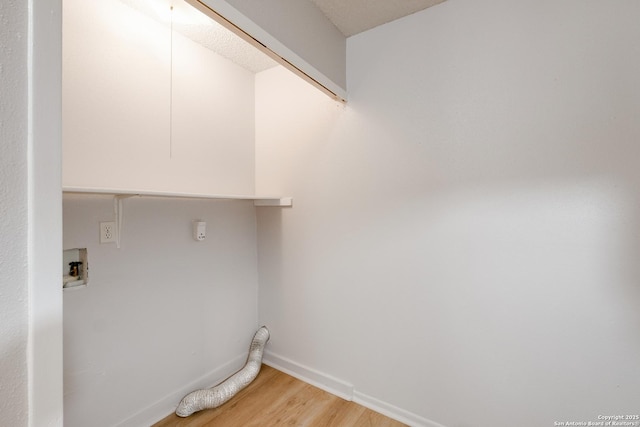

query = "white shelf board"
[{"left": 62, "top": 186, "right": 292, "bottom": 207}]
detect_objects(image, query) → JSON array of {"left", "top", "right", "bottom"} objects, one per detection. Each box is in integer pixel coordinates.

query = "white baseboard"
[
  {"left": 353, "top": 391, "right": 448, "bottom": 427},
  {"left": 114, "top": 353, "right": 247, "bottom": 427},
  {"left": 262, "top": 351, "right": 354, "bottom": 400},
  {"left": 263, "top": 350, "right": 446, "bottom": 427},
  {"left": 115, "top": 351, "right": 446, "bottom": 427}
]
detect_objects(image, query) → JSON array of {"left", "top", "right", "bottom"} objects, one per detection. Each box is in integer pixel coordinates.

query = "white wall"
[
  {"left": 30, "top": 0, "right": 64, "bottom": 424},
  {"left": 63, "top": 196, "right": 259, "bottom": 426},
  {"left": 0, "top": 1, "right": 29, "bottom": 424},
  {"left": 1, "top": 1, "right": 63, "bottom": 426},
  {"left": 62, "top": 1, "right": 262, "bottom": 425},
  {"left": 255, "top": 1, "right": 640, "bottom": 426},
  {"left": 63, "top": 0, "right": 256, "bottom": 195}
]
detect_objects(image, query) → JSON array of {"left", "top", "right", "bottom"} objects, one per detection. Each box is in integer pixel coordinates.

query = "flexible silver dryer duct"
[{"left": 175, "top": 326, "right": 270, "bottom": 417}]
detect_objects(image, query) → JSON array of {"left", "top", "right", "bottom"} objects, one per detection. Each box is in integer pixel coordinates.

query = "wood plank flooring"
[{"left": 153, "top": 365, "right": 406, "bottom": 426}]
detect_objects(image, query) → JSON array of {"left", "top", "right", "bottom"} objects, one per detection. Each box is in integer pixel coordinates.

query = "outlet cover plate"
[{"left": 100, "top": 221, "right": 116, "bottom": 243}]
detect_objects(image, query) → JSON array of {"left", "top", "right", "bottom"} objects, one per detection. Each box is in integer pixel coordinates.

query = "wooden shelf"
[{"left": 62, "top": 186, "right": 292, "bottom": 207}]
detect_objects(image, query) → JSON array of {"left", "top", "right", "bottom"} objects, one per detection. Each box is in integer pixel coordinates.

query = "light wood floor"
[{"left": 153, "top": 365, "right": 406, "bottom": 426}]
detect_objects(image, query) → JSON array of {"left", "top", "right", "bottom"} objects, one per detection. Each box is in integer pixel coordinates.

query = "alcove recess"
[{"left": 62, "top": 0, "right": 293, "bottom": 206}]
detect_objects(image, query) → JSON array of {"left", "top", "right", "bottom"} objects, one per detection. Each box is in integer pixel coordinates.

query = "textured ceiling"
[
  {"left": 118, "top": 0, "right": 447, "bottom": 74},
  {"left": 119, "top": 0, "right": 278, "bottom": 73},
  {"left": 310, "top": 0, "right": 447, "bottom": 37}
]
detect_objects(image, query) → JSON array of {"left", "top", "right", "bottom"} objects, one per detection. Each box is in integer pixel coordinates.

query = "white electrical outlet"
[
  {"left": 100, "top": 221, "right": 116, "bottom": 244},
  {"left": 193, "top": 221, "right": 206, "bottom": 241}
]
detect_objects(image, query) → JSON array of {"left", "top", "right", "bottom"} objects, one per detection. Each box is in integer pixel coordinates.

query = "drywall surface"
[
  {"left": 29, "top": 0, "right": 64, "bottom": 425},
  {"left": 63, "top": 0, "right": 255, "bottom": 195},
  {"left": 255, "top": 1, "right": 640, "bottom": 426},
  {"left": 63, "top": 196, "right": 259, "bottom": 427},
  {"left": 0, "top": 1, "right": 29, "bottom": 425},
  {"left": 201, "top": 0, "right": 346, "bottom": 97},
  {"left": 1, "top": 2, "right": 63, "bottom": 424}
]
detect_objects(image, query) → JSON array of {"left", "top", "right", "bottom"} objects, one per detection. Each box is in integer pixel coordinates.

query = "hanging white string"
[{"left": 169, "top": 4, "right": 174, "bottom": 158}]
